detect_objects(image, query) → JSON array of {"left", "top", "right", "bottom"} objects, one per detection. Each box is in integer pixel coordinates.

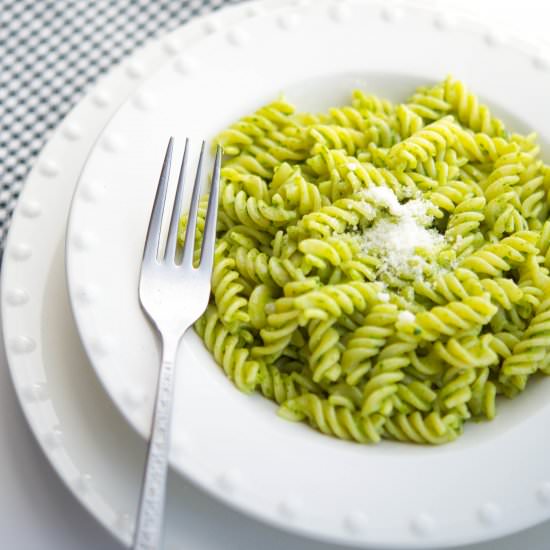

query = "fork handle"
[{"left": 133, "top": 337, "right": 179, "bottom": 550}]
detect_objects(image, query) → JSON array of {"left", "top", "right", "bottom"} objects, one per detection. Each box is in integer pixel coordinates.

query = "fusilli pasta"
[{"left": 181, "top": 77, "right": 550, "bottom": 445}]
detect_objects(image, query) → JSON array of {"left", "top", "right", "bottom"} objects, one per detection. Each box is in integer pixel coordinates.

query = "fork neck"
[{"left": 160, "top": 333, "right": 182, "bottom": 364}]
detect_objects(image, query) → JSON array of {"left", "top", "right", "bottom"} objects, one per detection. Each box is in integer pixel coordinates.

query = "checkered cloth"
[{"left": 0, "top": 0, "right": 240, "bottom": 247}]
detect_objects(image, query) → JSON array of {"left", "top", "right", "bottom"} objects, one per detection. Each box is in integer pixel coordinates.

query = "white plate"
[
  {"left": 65, "top": 1, "right": 550, "bottom": 548},
  {"left": 1, "top": 2, "right": 313, "bottom": 547}
]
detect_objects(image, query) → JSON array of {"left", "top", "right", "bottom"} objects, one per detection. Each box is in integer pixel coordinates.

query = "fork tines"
[{"left": 142, "top": 138, "right": 222, "bottom": 270}]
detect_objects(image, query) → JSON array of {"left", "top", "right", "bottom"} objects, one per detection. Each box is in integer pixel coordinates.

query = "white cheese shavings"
[
  {"left": 361, "top": 187, "right": 432, "bottom": 222},
  {"left": 362, "top": 186, "right": 402, "bottom": 215},
  {"left": 378, "top": 292, "right": 390, "bottom": 302},
  {"left": 398, "top": 311, "right": 416, "bottom": 323},
  {"left": 358, "top": 187, "right": 445, "bottom": 278}
]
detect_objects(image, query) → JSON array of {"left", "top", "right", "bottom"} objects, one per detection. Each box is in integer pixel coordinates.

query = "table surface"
[{"left": 2, "top": 1, "right": 550, "bottom": 549}]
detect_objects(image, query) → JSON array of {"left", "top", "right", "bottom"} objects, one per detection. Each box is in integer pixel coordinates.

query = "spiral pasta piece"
[
  {"left": 501, "top": 298, "right": 550, "bottom": 378},
  {"left": 384, "top": 411, "right": 462, "bottom": 445},
  {"left": 397, "top": 295, "right": 497, "bottom": 342},
  {"left": 443, "top": 75, "right": 506, "bottom": 137},
  {"left": 196, "top": 306, "right": 260, "bottom": 392},
  {"left": 279, "top": 393, "right": 387, "bottom": 443},
  {"left": 341, "top": 303, "right": 398, "bottom": 385},
  {"left": 387, "top": 116, "right": 460, "bottom": 170}
]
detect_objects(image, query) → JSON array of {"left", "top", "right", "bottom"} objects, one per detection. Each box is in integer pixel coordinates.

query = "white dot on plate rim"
[
  {"left": 227, "top": 28, "right": 248, "bottom": 46},
  {"left": 126, "top": 61, "right": 145, "bottom": 79},
  {"left": 433, "top": 14, "right": 455, "bottom": 30},
  {"left": 101, "top": 133, "right": 124, "bottom": 153},
  {"left": 20, "top": 200, "right": 42, "bottom": 218},
  {"left": 92, "top": 91, "right": 110, "bottom": 108},
  {"left": 74, "top": 285, "right": 99, "bottom": 305},
  {"left": 484, "top": 31, "right": 506, "bottom": 47},
  {"left": 132, "top": 91, "right": 154, "bottom": 111},
  {"left": 537, "top": 482, "right": 550, "bottom": 505},
  {"left": 90, "top": 339, "right": 110, "bottom": 357},
  {"left": 10, "top": 335, "right": 36, "bottom": 354},
  {"left": 6, "top": 287, "right": 29, "bottom": 306},
  {"left": 217, "top": 469, "right": 242, "bottom": 493},
  {"left": 329, "top": 3, "right": 351, "bottom": 22},
  {"left": 411, "top": 513, "right": 435, "bottom": 536},
  {"left": 162, "top": 37, "right": 180, "bottom": 55},
  {"left": 343, "top": 511, "right": 367, "bottom": 533},
  {"left": 246, "top": 4, "right": 263, "bottom": 16},
  {"left": 80, "top": 181, "right": 103, "bottom": 202},
  {"left": 533, "top": 56, "right": 550, "bottom": 71},
  {"left": 24, "top": 382, "right": 48, "bottom": 402},
  {"left": 203, "top": 19, "right": 221, "bottom": 34},
  {"left": 62, "top": 122, "right": 82, "bottom": 140},
  {"left": 478, "top": 502, "right": 501, "bottom": 525},
  {"left": 277, "top": 13, "right": 299, "bottom": 29},
  {"left": 44, "top": 427, "right": 63, "bottom": 449},
  {"left": 278, "top": 496, "right": 301, "bottom": 519},
  {"left": 39, "top": 159, "right": 59, "bottom": 177},
  {"left": 381, "top": 6, "right": 403, "bottom": 22},
  {"left": 11, "top": 243, "right": 32, "bottom": 261},
  {"left": 73, "top": 231, "right": 97, "bottom": 251},
  {"left": 174, "top": 54, "right": 197, "bottom": 75},
  {"left": 75, "top": 473, "right": 93, "bottom": 494}
]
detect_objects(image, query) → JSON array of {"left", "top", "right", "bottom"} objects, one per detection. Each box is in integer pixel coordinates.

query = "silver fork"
[{"left": 134, "top": 138, "right": 221, "bottom": 550}]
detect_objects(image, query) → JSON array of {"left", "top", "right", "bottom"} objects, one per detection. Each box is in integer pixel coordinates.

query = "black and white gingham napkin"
[{"left": 0, "top": 0, "right": 240, "bottom": 248}]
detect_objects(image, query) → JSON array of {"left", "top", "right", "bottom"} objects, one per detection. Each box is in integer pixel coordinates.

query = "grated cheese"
[
  {"left": 362, "top": 186, "right": 402, "bottom": 216},
  {"left": 358, "top": 186, "right": 445, "bottom": 278}
]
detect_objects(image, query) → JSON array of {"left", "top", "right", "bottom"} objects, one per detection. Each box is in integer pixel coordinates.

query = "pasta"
[{"left": 181, "top": 76, "right": 550, "bottom": 445}]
